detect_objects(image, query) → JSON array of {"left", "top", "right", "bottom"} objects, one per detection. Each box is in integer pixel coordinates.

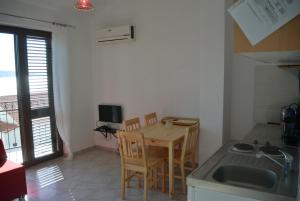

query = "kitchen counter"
[{"left": 187, "top": 124, "right": 300, "bottom": 201}]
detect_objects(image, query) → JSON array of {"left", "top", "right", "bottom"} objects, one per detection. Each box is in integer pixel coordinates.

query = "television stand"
[{"left": 94, "top": 125, "right": 118, "bottom": 139}]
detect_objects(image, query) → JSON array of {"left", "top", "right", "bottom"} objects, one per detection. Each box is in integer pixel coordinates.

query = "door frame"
[{"left": 0, "top": 25, "right": 63, "bottom": 167}]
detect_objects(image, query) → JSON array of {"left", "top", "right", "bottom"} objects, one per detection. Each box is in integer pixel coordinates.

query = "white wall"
[
  {"left": 67, "top": 21, "right": 94, "bottom": 152},
  {"left": 254, "top": 66, "right": 299, "bottom": 124},
  {"left": 230, "top": 59, "right": 299, "bottom": 140},
  {"left": 223, "top": 0, "right": 257, "bottom": 140},
  {"left": 223, "top": 0, "right": 234, "bottom": 144},
  {"left": 92, "top": 0, "right": 226, "bottom": 164},
  {"left": 230, "top": 55, "right": 256, "bottom": 140},
  {"left": 0, "top": 0, "right": 94, "bottom": 153}
]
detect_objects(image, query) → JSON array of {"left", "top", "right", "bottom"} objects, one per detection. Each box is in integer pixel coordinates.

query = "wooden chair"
[
  {"left": 123, "top": 116, "right": 162, "bottom": 186},
  {"left": 170, "top": 124, "right": 199, "bottom": 193},
  {"left": 144, "top": 112, "right": 168, "bottom": 159},
  {"left": 144, "top": 112, "right": 158, "bottom": 126},
  {"left": 124, "top": 117, "right": 141, "bottom": 131},
  {"left": 118, "top": 131, "right": 165, "bottom": 201}
]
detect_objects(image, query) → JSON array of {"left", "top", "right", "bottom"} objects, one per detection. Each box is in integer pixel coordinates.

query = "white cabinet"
[
  {"left": 234, "top": 14, "right": 300, "bottom": 66},
  {"left": 188, "top": 186, "right": 260, "bottom": 201}
]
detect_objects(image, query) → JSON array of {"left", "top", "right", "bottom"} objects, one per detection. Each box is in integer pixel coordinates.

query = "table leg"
[{"left": 168, "top": 142, "right": 174, "bottom": 199}]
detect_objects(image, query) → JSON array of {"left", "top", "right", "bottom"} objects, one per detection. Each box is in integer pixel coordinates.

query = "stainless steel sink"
[
  {"left": 212, "top": 165, "right": 277, "bottom": 190},
  {"left": 187, "top": 141, "right": 299, "bottom": 201},
  {"left": 200, "top": 146, "right": 299, "bottom": 198}
]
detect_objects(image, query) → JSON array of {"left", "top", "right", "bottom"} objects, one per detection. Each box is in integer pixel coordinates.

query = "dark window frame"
[{"left": 0, "top": 25, "right": 63, "bottom": 167}]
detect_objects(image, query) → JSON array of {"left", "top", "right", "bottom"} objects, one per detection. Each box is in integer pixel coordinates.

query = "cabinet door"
[
  {"left": 188, "top": 187, "right": 260, "bottom": 201},
  {"left": 235, "top": 15, "right": 300, "bottom": 53}
]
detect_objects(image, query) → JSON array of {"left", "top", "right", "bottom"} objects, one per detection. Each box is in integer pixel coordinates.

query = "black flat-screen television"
[{"left": 98, "top": 105, "right": 122, "bottom": 123}]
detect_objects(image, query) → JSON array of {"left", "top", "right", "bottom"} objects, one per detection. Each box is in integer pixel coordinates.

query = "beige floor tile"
[{"left": 24, "top": 149, "right": 187, "bottom": 201}]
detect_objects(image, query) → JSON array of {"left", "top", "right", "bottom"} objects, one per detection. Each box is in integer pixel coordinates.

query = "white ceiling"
[
  {"left": 15, "top": 0, "right": 85, "bottom": 10},
  {"left": 12, "top": 0, "right": 104, "bottom": 13}
]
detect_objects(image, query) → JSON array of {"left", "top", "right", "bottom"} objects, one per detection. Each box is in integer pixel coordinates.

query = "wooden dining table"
[{"left": 138, "top": 118, "right": 199, "bottom": 198}]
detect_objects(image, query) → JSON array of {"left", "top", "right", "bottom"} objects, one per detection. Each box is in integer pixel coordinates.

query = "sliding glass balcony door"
[
  {"left": 0, "top": 25, "right": 62, "bottom": 166},
  {"left": 0, "top": 32, "right": 23, "bottom": 163}
]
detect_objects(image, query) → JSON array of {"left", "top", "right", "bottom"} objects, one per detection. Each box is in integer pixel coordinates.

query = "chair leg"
[
  {"left": 191, "top": 154, "right": 196, "bottom": 169},
  {"left": 154, "top": 167, "right": 158, "bottom": 190},
  {"left": 161, "top": 162, "right": 166, "bottom": 193},
  {"left": 150, "top": 168, "right": 154, "bottom": 189},
  {"left": 138, "top": 176, "right": 142, "bottom": 188},
  {"left": 180, "top": 164, "right": 186, "bottom": 194},
  {"left": 121, "top": 167, "right": 126, "bottom": 200},
  {"left": 143, "top": 172, "right": 148, "bottom": 201},
  {"left": 126, "top": 170, "right": 131, "bottom": 188}
]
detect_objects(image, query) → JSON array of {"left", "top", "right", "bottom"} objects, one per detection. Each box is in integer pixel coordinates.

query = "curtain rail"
[{"left": 0, "top": 12, "right": 76, "bottom": 29}]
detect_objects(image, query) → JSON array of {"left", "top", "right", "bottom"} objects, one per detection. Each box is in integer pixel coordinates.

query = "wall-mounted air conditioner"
[{"left": 96, "top": 25, "right": 135, "bottom": 45}]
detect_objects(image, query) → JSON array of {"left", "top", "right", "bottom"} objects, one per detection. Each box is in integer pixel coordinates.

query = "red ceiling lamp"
[{"left": 74, "top": 0, "right": 94, "bottom": 11}]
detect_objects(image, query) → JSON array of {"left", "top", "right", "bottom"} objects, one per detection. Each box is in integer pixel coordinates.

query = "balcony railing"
[
  {"left": 0, "top": 99, "right": 22, "bottom": 163},
  {"left": 0, "top": 99, "right": 21, "bottom": 150},
  {"left": 0, "top": 94, "right": 53, "bottom": 163}
]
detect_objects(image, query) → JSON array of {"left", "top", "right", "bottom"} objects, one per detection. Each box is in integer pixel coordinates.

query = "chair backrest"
[
  {"left": 124, "top": 117, "right": 141, "bottom": 131},
  {"left": 144, "top": 112, "right": 158, "bottom": 126},
  {"left": 181, "top": 124, "right": 199, "bottom": 161},
  {"left": 118, "top": 131, "right": 147, "bottom": 167}
]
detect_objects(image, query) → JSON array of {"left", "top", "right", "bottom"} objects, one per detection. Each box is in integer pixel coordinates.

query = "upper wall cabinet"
[{"left": 234, "top": 15, "right": 300, "bottom": 66}]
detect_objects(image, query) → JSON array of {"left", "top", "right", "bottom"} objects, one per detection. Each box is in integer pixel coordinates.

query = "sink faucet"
[{"left": 256, "top": 150, "right": 294, "bottom": 178}]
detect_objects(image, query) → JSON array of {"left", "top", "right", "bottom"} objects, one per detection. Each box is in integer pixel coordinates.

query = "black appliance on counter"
[
  {"left": 281, "top": 71, "right": 300, "bottom": 146},
  {"left": 281, "top": 104, "right": 300, "bottom": 146}
]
